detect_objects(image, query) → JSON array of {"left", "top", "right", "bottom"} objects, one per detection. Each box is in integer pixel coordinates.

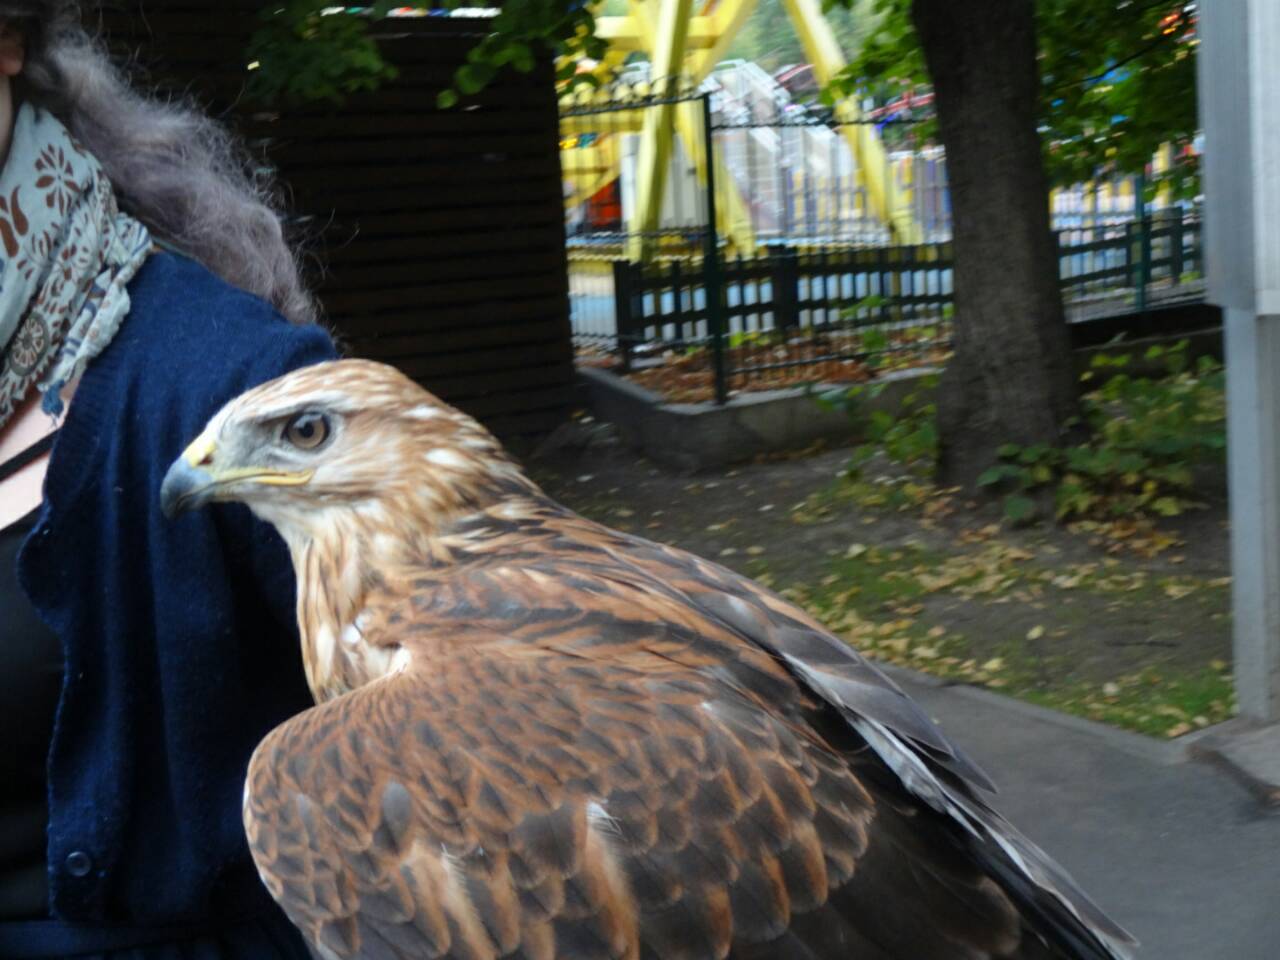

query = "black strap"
[{"left": 0, "top": 432, "right": 57, "bottom": 484}]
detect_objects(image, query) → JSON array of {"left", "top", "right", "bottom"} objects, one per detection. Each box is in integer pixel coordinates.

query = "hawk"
[{"left": 160, "top": 359, "right": 1134, "bottom": 960}]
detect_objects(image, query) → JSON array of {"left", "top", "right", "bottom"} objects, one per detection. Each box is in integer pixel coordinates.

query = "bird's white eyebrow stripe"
[
  {"left": 249, "top": 392, "right": 355, "bottom": 420},
  {"left": 425, "top": 448, "right": 468, "bottom": 468}
]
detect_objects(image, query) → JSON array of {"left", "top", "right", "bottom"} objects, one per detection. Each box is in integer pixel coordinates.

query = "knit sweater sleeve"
[{"left": 211, "top": 319, "right": 340, "bottom": 639}]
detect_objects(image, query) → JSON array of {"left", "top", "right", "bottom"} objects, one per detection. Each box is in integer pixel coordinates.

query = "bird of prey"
[{"left": 160, "top": 359, "right": 1134, "bottom": 960}]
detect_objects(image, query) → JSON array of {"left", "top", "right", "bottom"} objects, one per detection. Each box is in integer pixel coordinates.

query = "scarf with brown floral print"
[{"left": 0, "top": 102, "right": 151, "bottom": 429}]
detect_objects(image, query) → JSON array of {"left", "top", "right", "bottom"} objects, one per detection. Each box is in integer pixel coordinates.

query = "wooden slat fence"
[{"left": 91, "top": 2, "right": 574, "bottom": 439}]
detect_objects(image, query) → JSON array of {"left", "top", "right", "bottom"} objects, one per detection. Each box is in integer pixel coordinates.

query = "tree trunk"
[{"left": 912, "top": 0, "right": 1079, "bottom": 488}]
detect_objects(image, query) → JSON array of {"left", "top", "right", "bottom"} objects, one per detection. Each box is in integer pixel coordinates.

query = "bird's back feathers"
[{"left": 244, "top": 500, "right": 1134, "bottom": 960}]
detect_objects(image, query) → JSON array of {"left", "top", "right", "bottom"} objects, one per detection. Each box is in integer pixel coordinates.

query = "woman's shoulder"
[
  {"left": 105, "top": 250, "right": 338, "bottom": 407},
  {"left": 124, "top": 249, "right": 334, "bottom": 360},
  {"left": 62, "top": 250, "right": 338, "bottom": 478}
]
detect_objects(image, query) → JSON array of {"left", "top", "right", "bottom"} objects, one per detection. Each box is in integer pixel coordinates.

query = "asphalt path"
[{"left": 893, "top": 671, "right": 1280, "bottom": 960}]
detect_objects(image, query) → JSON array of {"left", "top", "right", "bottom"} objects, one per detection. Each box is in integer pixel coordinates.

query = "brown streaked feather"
[
  {"left": 248, "top": 635, "right": 984, "bottom": 960},
  {"left": 197, "top": 360, "right": 1133, "bottom": 960},
  {"left": 245, "top": 505, "right": 1126, "bottom": 960}
]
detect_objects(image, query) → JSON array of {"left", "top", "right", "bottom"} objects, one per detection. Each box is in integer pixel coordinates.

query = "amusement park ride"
[
  {"left": 558, "top": 0, "right": 1182, "bottom": 263},
  {"left": 559, "top": 0, "right": 923, "bottom": 258}
]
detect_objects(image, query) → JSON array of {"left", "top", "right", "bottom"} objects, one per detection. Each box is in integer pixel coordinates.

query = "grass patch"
[
  {"left": 1019, "top": 665, "right": 1236, "bottom": 738},
  {"left": 792, "top": 475, "right": 940, "bottom": 522},
  {"left": 784, "top": 537, "right": 1235, "bottom": 739}
]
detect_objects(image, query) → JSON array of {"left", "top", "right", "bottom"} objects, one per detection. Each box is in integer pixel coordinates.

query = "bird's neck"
[
  {"left": 278, "top": 481, "right": 549, "bottom": 701},
  {"left": 286, "top": 511, "right": 414, "bottom": 702}
]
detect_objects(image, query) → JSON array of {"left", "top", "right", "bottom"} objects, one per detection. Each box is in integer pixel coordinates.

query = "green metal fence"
[
  {"left": 601, "top": 211, "right": 1202, "bottom": 404},
  {"left": 562, "top": 89, "right": 1204, "bottom": 405}
]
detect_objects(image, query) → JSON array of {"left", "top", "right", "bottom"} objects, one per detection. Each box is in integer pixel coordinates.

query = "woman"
[{"left": 0, "top": 2, "right": 338, "bottom": 956}]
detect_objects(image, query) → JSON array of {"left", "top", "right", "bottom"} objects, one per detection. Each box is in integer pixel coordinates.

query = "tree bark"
[{"left": 912, "top": 0, "right": 1079, "bottom": 488}]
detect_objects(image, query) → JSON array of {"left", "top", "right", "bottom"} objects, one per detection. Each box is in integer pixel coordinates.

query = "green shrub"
[
  {"left": 979, "top": 341, "right": 1225, "bottom": 522},
  {"left": 815, "top": 375, "right": 940, "bottom": 478},
  {"left": 816, "top": 339, "right": 1225, "bottom": 525}
]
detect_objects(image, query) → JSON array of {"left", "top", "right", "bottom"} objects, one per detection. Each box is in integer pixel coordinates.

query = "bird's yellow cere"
[{"left": 182, "top": 431, "right": 216, "bottom": 468}]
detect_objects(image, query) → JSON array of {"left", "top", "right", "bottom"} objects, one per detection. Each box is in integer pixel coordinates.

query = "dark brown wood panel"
[
  {"left": 316, "top": 204, "right": 562, "bottom": 238},
  {"left": 333, "top": 295, "right": 568, "bottom": 337},
  {"left": 321, "top": 273, "right": 568, "bottom": 313},
  {"left": 93, "top": 3, "right": 573, "bottom": 440},
  {"left": 266, "top": 134, "right": 558, "bottom": 165},
  {"left": 321, "top": 227, "right": 565, "bottom": 265},
  {"left": 277, "top": 174, "right": 563, "bottom": 214},
  {"left": 460, "top": 384, "right": 579, "bottom": 418},
  {"left": 349, "top": 318, "right": 572, "bottom": 358}
]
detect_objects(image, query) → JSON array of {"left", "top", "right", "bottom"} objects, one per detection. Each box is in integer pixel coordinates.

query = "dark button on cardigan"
[{"left": 16, "top": 251, "right": 337, "bottom": 930}]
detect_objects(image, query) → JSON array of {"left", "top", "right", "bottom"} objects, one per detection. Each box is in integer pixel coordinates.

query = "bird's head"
[{"left": 160, "top": 359, "right": 534, "bottom": 555}]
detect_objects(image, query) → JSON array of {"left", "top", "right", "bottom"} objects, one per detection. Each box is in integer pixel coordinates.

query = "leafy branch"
[
  {"left": 1056, "top": 14, "right": 1185, "bottom": 92},
  {"left": 245, "top": 0, "right": 603, "bottom": 107},
  {"left": 823, "top": 0, "right": 1198, "bottom": 192}
]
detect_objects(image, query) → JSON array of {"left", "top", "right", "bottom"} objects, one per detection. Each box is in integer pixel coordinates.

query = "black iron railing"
[{"left": 586, "top": 212, "right": 1202, "bottom": 404}]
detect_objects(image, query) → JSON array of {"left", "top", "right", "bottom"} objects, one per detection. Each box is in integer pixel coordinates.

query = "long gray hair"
[{"left": 6, "top": 1, "right": 317, "bottom": 324}]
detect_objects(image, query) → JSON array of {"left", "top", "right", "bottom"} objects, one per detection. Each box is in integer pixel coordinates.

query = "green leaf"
[
  {"left": 1017, "top": 443, "right": 1052, "bottom": 465},
  {"left": 513, "top": 48, "right": 537, "bottom": 73},
  {"left": 860, "top": 329, "right": 890, "bottom": 353},
  {"left": 1029, "top": 463, "right": 1055, "bottom": 485},
  {"left": 436, "top": 88, "right": 459, "bottom": 110},
  {"left": 831, "top": 0, "right": 1194, "bottom": 189},
  {"left": 1003, "top": 495, "right": 1037, "bottom": 524},
  {"left": 868, "top": 410, "right": 896, "bottom": 437},
  {"left": 977, "top": 465, "right": 1016, "bottom": 487},
  {"left": 456, "top": 61, "right": 496, "bottom": 95}
]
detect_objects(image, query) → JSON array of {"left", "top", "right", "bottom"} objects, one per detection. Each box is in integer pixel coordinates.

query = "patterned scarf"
[{"left": 0, "top": 102, "right": 152, "bottom": 429}]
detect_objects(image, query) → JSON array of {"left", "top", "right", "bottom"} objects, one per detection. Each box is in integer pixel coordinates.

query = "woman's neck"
[{"left": 0, "top": 385, "right": 68, "bottom": 529}]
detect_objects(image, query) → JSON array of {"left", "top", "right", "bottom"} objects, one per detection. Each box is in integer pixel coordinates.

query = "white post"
[{"left": 1199, "top": 0, "right": 1280, "bottom": 722}]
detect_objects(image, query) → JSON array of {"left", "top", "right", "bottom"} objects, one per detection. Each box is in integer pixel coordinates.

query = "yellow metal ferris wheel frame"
[{"left": 560, "top": 0, "right": 923, "bottom": 259}]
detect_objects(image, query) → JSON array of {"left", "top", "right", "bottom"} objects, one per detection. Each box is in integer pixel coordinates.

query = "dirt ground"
[{"left": 528, "top": 421, "right": 1234, "bottom": 738}]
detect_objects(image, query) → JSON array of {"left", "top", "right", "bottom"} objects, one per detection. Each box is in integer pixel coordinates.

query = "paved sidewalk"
[{"left": 890, "top": 670, "right": 1280, "bottom": 960}]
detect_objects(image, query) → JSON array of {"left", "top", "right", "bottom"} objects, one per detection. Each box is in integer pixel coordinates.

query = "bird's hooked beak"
[
  {"left": 160, "top": 431, "right": 219, "bottom": 519},
  {"left": 160, "top": 429, "right": 313, "bottom": 519}
]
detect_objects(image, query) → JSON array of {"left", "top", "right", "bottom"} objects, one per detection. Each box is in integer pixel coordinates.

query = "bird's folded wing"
[
  {"left": 590, "top": 533, "right": 1137, "bottom": 960},
  {"left": 244, "top": 630, "right": 1075, "bottom": 959}
]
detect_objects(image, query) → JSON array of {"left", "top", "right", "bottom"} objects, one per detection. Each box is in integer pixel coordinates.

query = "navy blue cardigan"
[{"left": 13, "top": 252, "right": 337, "bottom": 947}]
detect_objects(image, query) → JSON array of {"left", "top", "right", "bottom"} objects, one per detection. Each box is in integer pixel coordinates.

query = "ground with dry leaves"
[
  {"left": 531, "top": 427, "right": 1233, "bottom": 739},
  {"left": 578, "top": 325, "right": 949, "bottom": 405}
]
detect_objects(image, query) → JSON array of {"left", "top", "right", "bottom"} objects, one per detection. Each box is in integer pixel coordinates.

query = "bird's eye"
[{"left": 284, "top": 412, "right": 330, "bottom": 450}]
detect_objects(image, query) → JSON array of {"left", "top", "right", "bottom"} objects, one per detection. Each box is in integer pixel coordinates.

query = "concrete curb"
[
  {"left": 579, "top": 323, "right": 1224, "bottom": 471},
  {"left": 1184, "top": 720, "right": 1280, "bottom": 812},
  {"left": 580, "top": 365, "right": 935, "bottom": 471},
  {"left": 875, "top": 661, "right": 1238, "bottom": 767}
]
